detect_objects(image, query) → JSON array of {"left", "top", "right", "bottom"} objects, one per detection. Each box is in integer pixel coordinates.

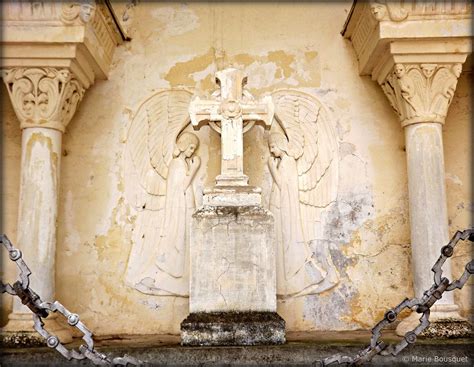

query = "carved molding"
[
  {"left": 343, "top": 1, "right": 472, "bottom": 76},
  {"left": 88, "top": 2, "right": 121, "bottom": 68},
  {"left": 1, "top": 1, "right": 123, "bottom": 86},
  {"left": 369, "top": 1, "right": 471, "bottom": 22},
  {"left": 60, "top": 1, "right": 96, "bottom": 25},
  {"left": 2, "top": 1, "right": 94, "bottom": 25},
  {"left": 2, "top": 68, "right": 85, "bottom": 132},
  {"left": 380, "top": 63, "right": 461, "bottom": 127},
  {"left": 369, "top": 1, "right": 408, "bottom": 22}
]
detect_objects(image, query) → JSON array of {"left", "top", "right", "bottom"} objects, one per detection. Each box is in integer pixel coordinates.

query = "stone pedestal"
[
  {"left": 181, "top": 312, "right": 285, "bottom": 346},
  {"left": 182, "top": 204, "right": 285, "bottom": 345},
  {"left": 184, "top": 67, "right": 283, "bottom": 345}
]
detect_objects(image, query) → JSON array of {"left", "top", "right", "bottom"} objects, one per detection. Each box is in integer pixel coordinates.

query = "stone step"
[{"left": 1, "top": 332, "right": 472, "bottom": 366}]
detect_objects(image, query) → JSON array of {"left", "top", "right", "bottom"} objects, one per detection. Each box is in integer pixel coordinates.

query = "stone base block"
[
  {"left": 190, "top": 205, "right": 276, "bottom": 313},
  {"left": 1, "top": 313, "right": 73, "bottom": 347},
  {"left": 181, "top": 312, "right": 286, "bottom": 346},
  {"left": 420, "top": 319, "right": 472, "bottom": 338},
  {"left": 0, "top": 331, "right": 46, "bottom": 348},
  {"left": 397, "top": 305, "right": 471, "bottom": 338}
]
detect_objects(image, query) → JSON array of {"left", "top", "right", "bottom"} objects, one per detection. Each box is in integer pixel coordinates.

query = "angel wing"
[
  {"left": 429, "top": 66, "right": 458, "bottom": 118},
  {"left": 123, "top": 89, "right": 192, "bottom": 291},
  {"left": 124, "top": 89, "right": 193, "bottom": 210},
  {"left": 404, "top": 66, "right": 427, "bottom": 115},
  {"left": 271, "top": 89, "right": 338, "bottom": 240}
]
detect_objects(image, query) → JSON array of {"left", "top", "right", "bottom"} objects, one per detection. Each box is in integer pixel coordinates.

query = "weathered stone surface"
[
  {"left": 0, "top": 331, "right": 45, "bottom": 348},
  {"left": 2, "top": 332, "right": 473, "bottom": 366},
  {"left": 190, "top": 205, "right": 276, "bottom": 314},
  {"left": 202, "top": 185, "right": 262, "bottom": 206},
  {"left": 181, "top": 312, "right": 286, "bottom": 346},
  {"left": 2, "top": 1, "right": 471, "bottom": 337},
  {"left": 420, "top": 319, "right": 472, "bottom": 339}
]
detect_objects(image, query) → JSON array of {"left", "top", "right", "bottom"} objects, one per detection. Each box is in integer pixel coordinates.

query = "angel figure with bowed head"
[
  {"left": 267, "top": 90, "right": 340, "bottom": 298},
  {"left": 153, "top": 132, "right": 200, "bottom": 286},
  {"left": 123, "top": 89, "right": 202, "bottom": 297}
]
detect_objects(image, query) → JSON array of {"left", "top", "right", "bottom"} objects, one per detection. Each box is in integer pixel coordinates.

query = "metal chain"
[
  {"left": 2, "top": 230, "right": 473, "bottom": 366},
  {"left": 323, "top": 228, "right": 474, "bottom": 366},
  {"left": 0, "top": 234, "right": 144, "bottom": 366}
]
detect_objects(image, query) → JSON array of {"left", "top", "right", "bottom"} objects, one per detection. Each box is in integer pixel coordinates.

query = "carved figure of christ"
[{"left": 189, "top": 68, "right": 274, "bottom": 186}]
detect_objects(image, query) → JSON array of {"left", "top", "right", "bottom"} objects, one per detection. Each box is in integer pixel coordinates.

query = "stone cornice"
[
  {"left": 342, "top": 1, "right": 472, "bottom": 77},
  {"left": 1, "top": 0, "right": 125, "bottom": 89},
  {"left": 343, "top": 1, "right": 472, "bottom": 126},
  {"left": 2, "top": 68, "right": 85, "bottom": 132}
]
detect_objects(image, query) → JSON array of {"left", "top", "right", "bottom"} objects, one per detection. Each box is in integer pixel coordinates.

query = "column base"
[
  {"left": 396, "top": 304, "right": 472, "bottom": 338},
  {"left": 1, "top": 312, "right": 73, "bottom": 347},
  {"left": 181, "top": 312, "right": 286, "bottom": 346}
]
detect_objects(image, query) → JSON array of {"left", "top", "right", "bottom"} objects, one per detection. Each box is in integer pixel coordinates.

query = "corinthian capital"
[
  {"left": 380, "top": 63, "right": 462, "bottom": 127},
  {"left": 2, "top": 68, "right": 85, "bottom": 132}
]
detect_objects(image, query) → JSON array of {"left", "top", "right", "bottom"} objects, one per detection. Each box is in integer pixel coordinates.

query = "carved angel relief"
[
  {"left": 268, "top": 90, "right": 339, "bottom": 298},
  {"left": 124, "top": 87, "right": 340, "bottom": 299},
  {"left": 124, "top": 89, "right": 201, "bottom": 297}
]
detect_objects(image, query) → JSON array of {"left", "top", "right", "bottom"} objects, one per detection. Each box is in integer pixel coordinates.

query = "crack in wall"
[{"left": 216, "top": 256, "right": 232, "bottom": 306}]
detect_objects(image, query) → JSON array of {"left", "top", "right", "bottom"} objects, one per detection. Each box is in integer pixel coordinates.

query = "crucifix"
[{"left": 189, "top": 68, "right": 274, "bottom": 187}]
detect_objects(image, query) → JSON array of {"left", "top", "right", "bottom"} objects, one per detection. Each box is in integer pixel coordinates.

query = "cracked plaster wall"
[{"left": 1, "top": 2, "right": 472, "bottom": 334}]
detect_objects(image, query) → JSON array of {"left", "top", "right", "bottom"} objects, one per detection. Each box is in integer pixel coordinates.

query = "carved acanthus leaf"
[
  {"left": 2, "top": 68, "right": 85, "bottom": 132},
  {"left": 380, "top": 63, "right": 461, "bottom": 127}
]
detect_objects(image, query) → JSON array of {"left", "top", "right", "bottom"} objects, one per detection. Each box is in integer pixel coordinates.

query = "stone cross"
[{"left": 189, "top": 68, "right": 274, "bottom": 186}]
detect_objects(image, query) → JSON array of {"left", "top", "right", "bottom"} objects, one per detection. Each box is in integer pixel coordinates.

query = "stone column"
[
  {"left": 379, "top": 63, "right": 469, "bottom": 336},
  {"left": 1, "top": 67, "right": 85, "bottom": 344}
]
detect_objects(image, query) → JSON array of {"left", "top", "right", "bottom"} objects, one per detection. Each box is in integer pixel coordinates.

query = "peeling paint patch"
[
  {"left": 446, "top": 172, "right": 463, "bottom": 186},
  {"left": 164, "top": 48, "right": 215, "bottom": 89},
  {"left": 304, "top": 283, "right": 358, "bottom": 330},
  {"left": 163, "top": 48, "right": 321, "bottom": 92},
  {"left": 323, "top": 192, "right": 374, "bottom": 244},
  {"left": 267, "top": 50, "right": 294, "bottom": 79}
]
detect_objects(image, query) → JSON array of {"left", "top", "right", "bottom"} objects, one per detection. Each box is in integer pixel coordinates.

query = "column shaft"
[
  {"left": 14, "top": 127, "right": 62, "bottom": 310},
  {"left": 404, "top": 122, "right": 453, "bottom": 304}
]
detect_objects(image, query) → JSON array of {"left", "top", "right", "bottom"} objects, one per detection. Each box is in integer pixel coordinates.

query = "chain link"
[
  {"left": 323, "top": 228, "right": 473, "bottom": 366},
  {"left": 0, "top": 234, "right": 144, "bottom": 366},
  {"left": 2, "top": 230, "right": 473, "bottom": 366}
]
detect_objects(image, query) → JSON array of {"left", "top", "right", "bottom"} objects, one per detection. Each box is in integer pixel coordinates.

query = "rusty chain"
[
  {"left": 1, "top": 229, "right": 473, "bottom": 366},
  {"left": 322, "top": 228, "right": 474, "bottom": 366},
  {"left": 0, "top": 234, "right": 144, "bottom": 366}
]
